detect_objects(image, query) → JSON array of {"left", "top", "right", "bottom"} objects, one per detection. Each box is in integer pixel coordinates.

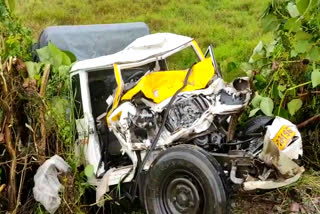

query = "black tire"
[
  {"left": 144, "top": 145, "right": 228, "bottom": 214},
  {"left": 238, "top": 116, "right": 274, "bottom": 137}
]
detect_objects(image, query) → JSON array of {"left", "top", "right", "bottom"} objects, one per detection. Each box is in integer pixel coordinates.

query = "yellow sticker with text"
[{"left": 272, "top": 125, "right": 296, "bottom": 150}]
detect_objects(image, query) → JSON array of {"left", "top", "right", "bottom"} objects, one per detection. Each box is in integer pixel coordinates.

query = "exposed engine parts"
[
  {"left": 134, "top": 108, "right": 156, "bottom": 129},
  {"left": 71, "top": 33, "right": 305, "bottom": 211},
  {"left": 108, "top": 76, "right": 251, "bottom": 153},
  {"left": 131, "top": 107, "right": 158, "bottom": 142},
  {"left": 193, "top": 132, "right": 224, "bottom": 151},
  {"left": 165, "top": 96, "right": 209, "bottom": 132}
]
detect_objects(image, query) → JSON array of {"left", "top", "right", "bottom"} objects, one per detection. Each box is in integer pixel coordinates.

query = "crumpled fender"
[
  {"left": 121, "top": 58, "right": 215, "bottom": 103},
  {"left": 243, "top": 116, "right": 304, "bottom": 190}
]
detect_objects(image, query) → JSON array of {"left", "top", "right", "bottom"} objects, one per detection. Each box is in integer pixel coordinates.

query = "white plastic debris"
[
  {"left": 96, "top": 167, "right": 115, "bottom": 207},
  {"left": 264, "top": 116, "right": 303, "bottom": 160},
  {"left": 243, "top": 117, "right": 304, "bottom": 191},
  {"left": 33, "top": 155, "right": 70, "bottom": 214}
]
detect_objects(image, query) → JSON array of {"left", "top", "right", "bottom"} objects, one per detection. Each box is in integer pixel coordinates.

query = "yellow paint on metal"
[
  {"left": 121, "top": 57, "right": 215, "bottom": 103},
  {"left": 192, "top": 40, "right": 205, "bottom": 60},
  {"left": 107, "top": 64, "right": 123, "bottom": 124},
  {"left": 111, "top": 111, "right": 122, "bottom": 122},
  {"left": 272, "top": 125, "right": 296, "bottom": 150}
]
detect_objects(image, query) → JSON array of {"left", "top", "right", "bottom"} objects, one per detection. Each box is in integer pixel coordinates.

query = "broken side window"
[{"left": 165, "top": 46, "right": 200, "bottom": 70}]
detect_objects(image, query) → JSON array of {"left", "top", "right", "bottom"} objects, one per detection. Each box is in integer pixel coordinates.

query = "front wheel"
[{"left": 144, "top": 145, "right": 228, "bottom": 214}]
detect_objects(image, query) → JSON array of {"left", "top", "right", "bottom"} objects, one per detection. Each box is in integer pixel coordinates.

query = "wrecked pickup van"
[{"left": 65, "top": 29, "right": 304, "bottom": 213}]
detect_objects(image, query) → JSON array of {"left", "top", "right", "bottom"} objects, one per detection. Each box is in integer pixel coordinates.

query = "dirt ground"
[{"left": 231, "top": 187, "right": 320, "bottom": 213}]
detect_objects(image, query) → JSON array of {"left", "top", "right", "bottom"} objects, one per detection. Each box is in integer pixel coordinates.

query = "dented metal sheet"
[
  {"left": 71, "top": 33, "right": 304, "bottom": 198},
  {"left": 243, "top": 117, "right": 304, "bottom": 190},
  {"left": 121, "top": 58, "right": 215, "bottom": 103},
  {"left": 71, "top": 33, "right": 193, "bottom": 72}
]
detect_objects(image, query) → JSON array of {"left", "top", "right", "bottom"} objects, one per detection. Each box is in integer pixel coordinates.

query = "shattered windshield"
[{"left": 166, "top": 46, "right": 200, "bottom": 70}]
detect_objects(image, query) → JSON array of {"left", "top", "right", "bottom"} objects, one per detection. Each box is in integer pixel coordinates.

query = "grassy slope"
[{"left": 16, "top": 0, "right": 270, "bottom": 63}]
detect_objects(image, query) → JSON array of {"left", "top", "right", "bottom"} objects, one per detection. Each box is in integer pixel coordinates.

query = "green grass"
[{"left": 16, "top": 0, "right": 271, "bottom": 63}]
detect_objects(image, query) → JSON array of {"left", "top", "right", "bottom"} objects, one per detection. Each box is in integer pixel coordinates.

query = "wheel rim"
[{"left": 160, "top": 170, "right": 205, "bottom": 214}]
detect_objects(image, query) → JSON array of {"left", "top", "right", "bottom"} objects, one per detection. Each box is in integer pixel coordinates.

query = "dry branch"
[
  {"left": 13, "top": 157, "right": 28, "bottom": 214},
  {"left": 1, "top": 58, "right": 17, "bottom": 211},
  {"left": 38, "top": 64, "right": 51, "bottom": 164},
  {"left": 297, "top": 114, "right": 320, "bottom": 129}
]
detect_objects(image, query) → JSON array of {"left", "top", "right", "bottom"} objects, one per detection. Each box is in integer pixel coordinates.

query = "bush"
[{"left": 247, "top": 0, "right": 320, "bottom": 122}]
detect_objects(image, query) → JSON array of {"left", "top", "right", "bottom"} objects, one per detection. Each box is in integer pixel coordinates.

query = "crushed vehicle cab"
[{"left": 69, "top": 31, "right": 304, "bottom": 213}]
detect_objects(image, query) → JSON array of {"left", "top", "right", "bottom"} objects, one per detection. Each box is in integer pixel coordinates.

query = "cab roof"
[
  {"left": 71, "top": 33, "right": 193, "bottom": 72},
  {"left": 36, "top": 22, "right": 149, "bottom": 61}
]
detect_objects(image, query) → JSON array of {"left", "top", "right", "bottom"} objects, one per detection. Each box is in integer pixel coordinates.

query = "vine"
[{"left": 247, "top": 0, "right": 320, "bottom": 122}]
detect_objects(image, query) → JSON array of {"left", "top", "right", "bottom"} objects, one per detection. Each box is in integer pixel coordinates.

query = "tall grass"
[{"left": 16, "top": 0, "right": 271, "bottom": 63}]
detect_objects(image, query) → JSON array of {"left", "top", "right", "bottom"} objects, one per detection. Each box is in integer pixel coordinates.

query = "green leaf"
[
  {"left": 308, "top": 47, "right": 320, "bottom": 62},
  {"left": 63, "top": 50, "right": 77, "bottom": 63},
  {"left": 287, "top": 3, "right": 300, "bottom": 18},
  {"left": 291, "top": 49, "right": 298, "bottom": 57},
  {"left": 254, "top": 74, "right": 267, "bottom": 90},
  {"left": 84, "top": 165, "right": 94, "bottom": 177},
  {"left": 311, "top": 70, "right": 320, "bottom": 88},
  {"left": 262, "top": 14, "right": 279, "bottom": 33},
  {"left": 36, "top": 42, "right": 73, "bottom": 67},
  {"left": 251, "top": 93, "right": 263, "bottom": 108},
  {"left": 278, "top": 85, "right": 287, "bottom": 91},
  {"left": 266, "top": 40, "right": 277, "bottom": 57},
  {"left": 249, "top": 41, "right": 264, "bottom": 63},
  {"left": 36, "top": 46, "right": 51, "bottom": 63},
  {"left": 279, "top": 107, "right": 289, "bottom": 119},
  {"left": 287, "top": 99, "right": 303, "bottom": 116},
  {"left": 278, "top": 85, "right": 286, "bottom": 92},
  {"left": 297, "top": 0, "right": 309, "bottom": 14},
  {"left": 61, "top": 52, "right": 71, "bottom": 66},
  {"left": 284, "top": 18, "right": 301, "bottom": 32},
  {"left": 240, "top": 62, "right": 253, "bottom": 77},
  {"left": 249, "top": 108, "right": 260, "bottom": 117},
  {"left": 240, "top": 62, "right": 253, "bottom": 72},
  {"left": 253, "top": 41, "right": 263, "bottom": 53},
  {"left": 48, "top": 42, "right": 63, "bottom": 66},
  {"left": 25, "top": 62, "right": 43, "bottom": 79},
  {"left": 295, "top": 31, "right": 312, "bottom": 40},
  {"left": 278, "top": 85, "right": 286, "bottom": 98},
  {"left": 260, "top": 97, "right": 274, "bottom": 116},
  {"left": 294, "top": 40, "right": 312, "bottom": 53}
]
